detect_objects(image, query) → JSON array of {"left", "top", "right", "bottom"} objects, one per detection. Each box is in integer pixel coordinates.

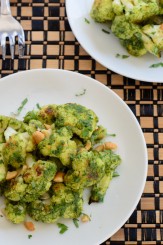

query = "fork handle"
[{"left": 1, "top": 0, "right": 11, "bottom": 15}]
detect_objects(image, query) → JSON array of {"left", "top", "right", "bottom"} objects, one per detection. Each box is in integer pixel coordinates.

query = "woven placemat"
[{"left": 0, "top": 0, "right": 163, "bottom": 244}]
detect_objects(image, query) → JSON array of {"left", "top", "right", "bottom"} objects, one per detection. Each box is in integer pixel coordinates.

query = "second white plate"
[{"left": 66, "top": 0, "right": 163, "bottom": 83}]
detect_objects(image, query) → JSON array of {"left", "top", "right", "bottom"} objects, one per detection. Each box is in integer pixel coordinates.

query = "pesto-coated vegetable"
[{"left": 0, "top": 103, "right": 121, "bottom": 226}]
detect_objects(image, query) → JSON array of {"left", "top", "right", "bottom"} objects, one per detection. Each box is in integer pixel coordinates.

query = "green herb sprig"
[
  {"left": 57, "top": 223, "right": 68, "bottom": 234},
  {"left": 116, "top": 53, "right": 129, "bottom": 59},
  {"left": 15, "top": 98, "right": 28, "bottom": 116},
  {"left": 84, "top": 18, "right": 90, "bottom": 24},
  {"left": 149, "top": 62, "right": 163, "bottom": 68},
  {"left": 73, "top": 218, "right": 79, "bottom": 228}
]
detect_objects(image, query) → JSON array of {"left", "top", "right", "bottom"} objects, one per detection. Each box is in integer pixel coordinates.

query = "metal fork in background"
[{"left": 0, "top": 0, "right": 25, "bottom": 60}]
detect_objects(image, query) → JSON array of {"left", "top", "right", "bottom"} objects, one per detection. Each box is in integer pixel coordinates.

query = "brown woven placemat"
[{"left": 0, "top": 0, "right": 163, "bottom": 244}]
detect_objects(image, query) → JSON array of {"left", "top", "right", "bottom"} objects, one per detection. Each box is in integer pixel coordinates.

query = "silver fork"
[{"left": 0, "top": 0, "right": 25, "bottom": 60}]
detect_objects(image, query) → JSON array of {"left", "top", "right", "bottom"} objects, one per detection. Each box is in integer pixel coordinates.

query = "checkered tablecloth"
[{"left": 0, "top": 0, "right": 163, "bottom": 244}]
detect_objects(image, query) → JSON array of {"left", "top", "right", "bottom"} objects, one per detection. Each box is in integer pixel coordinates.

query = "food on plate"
[
  {"left": 91, "top": 0, "right": 163, "bottom": 57},
  {"left": 0, "top": 103, "right": 121, "bottom": 227}
]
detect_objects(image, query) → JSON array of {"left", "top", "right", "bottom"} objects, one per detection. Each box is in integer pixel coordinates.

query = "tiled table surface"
[{"left": 0, "top": 0, "right": 163, "bottom": 244}]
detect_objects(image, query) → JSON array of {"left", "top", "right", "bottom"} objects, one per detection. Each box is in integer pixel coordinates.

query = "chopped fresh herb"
[
  {"left": 149, "top": 62, "right": 163, "bottom": 68},
  {"left": 73, "top": 218, "right": 79, "bottom": 228},
  {"left": 102, "top": 29, "right": 110, "bottom": 34},
  {"left": 36, "top": 103, "right": 41, "bottom": 110},
  {"left": 75, "top": 89, "right": 87, "bottom": 97},
  {"left": 113, "top": 171, "right": 120, "bottom": 177},
  {"left": 16, "top": 98, "right": 28, "bottom": 116},
  {"left": 84, "top": 18, "right": 90, "bottom": 24},
  {"left": 57, "top": 223, "right": 68, "bottom": 234},
  {"left": 116, "top": 53, "right": 129, "bottom": 59},
  {"left": 28, "top": 235, "right": 32, "bottom": 239},
  {"left": 0, "top": 214, "right": 3, "bottom": 217},
  {"left": 107, "top": 133, "right": 116, "bottom": 137}
]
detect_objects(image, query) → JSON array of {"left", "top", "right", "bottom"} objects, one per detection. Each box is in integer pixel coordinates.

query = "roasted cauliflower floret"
[
  {"left": 5, "top": 202, "right": 26, "bottom": 224},
  {"left": 0, "top": 143, "right": 6, "bottom": 182},
  {"left": 23, "top": 160, "right": 57, "bottom": 202},
  {"left": 112, "top": 0, "right": 124, "bottom": 15},
  {"left": 27, "top": 200, "right": 60, "bottom": 223},
  {"left": 90, "top": 125, "right": 107, "bottom": 145},
  {"left": 24, "top": 104, "right": 57, "bottom": 124},
  {"left": 51, "top": 183, "right": 83, "bottom": 219},
  {"left": 115, "top": 0, "right": 159, "bottom": 23},
  {"left": 142, "top": 24, "right": 163, "bottom": 50},
  {"left": 111, "top": 16, "right": 160, "bottom": 57},
  {"left": 64, "top": 151, "right": 105, "bottom": 189},
  {"left": 2, "top": 134, "right": 27, "bottom": 169},
  {"left": 90, "top": 150, "right": 121, "bottom": 202},
  {"left": 55, "top": 103, "right": 98, "bottom": 140},
  {"left": 91, "top": 0, "right": 115, "bottom": 22},
  {"left": 38, "top": 127, "right": 76, "bottom": 166},
  {"left": 4, "top": 177, "right": 27, "bottom": 201},
  {"left": 2, "top": 132, "right": 35, "bottom": 169}
]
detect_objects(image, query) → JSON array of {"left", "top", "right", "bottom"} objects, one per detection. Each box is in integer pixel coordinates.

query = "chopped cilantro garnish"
[
  {"left": 102, "top": 29, "right": 110, "bottom": 34},
  {"left": 16, "top": 98, "right": 28, "bottom": 115},
  {"left": 116, "top": 53, "right": 129, "bottom": 59},
  {"left": 73, "top": 218, "right": 79, "bottom": 228},
  {"left": 149, "top": 62, "right": 163, "bottom": 68},
  {"left": 84, "top": 18, "right": 90, "bottom": 24},
  {"left": 75, "top": 89, "right": 86, "bottom": 97},
  {"left": 57, "top": 223, "right": 68, "bottom": 234},
  {"left": 36, "top": 103, "right": 41, "bottom": 109},
  {"left": 107, "top": 133, "right": 116, "bottom": 137},
  {"left": 113, "top": 171, "right": 120, "bottom": 177},
  {"left": 28, "top": 234, "right": 32, "bottom": 239}
]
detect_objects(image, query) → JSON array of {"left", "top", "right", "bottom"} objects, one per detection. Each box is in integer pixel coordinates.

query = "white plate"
[
  {"left": 0, "top": 69, "right": 147, "bottom": 245},
  {"left": 66, "top": 0, "right": 163, "bottom": 83}
]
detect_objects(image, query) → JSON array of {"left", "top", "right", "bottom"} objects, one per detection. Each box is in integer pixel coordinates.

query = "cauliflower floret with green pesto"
[
  {"left": 51, "top": 183, "right": 83, "bottom": 204},
  {"left": 90, "top": 125, "right": 107, "bottom": 145},
  {"left": 64, "top": 151, "right": 105, "bottom": 189},
  {"left": 24, "top": 104, "right": 57, "bottom": 124},
  {"left": 2, "top": 132, "right": 35, "bottom": 169},
  {"left": 51, "top": 183, "right": 83, "bottom": 219},
  {"left": 23, "top": 160, "right": 57, "bottom": 202},
  {"left": 26, "top": 119, "right": 46, "bottom": 134},
  {"left": 2, "top": 134, "right": 27, "bottom": 169},
  {"left": 112, "top": 0, "right": 124, "bottom": 15},
  {"left": 111, "top": 16, "right": 160, "bottom": 57},
  {"left": 142, "top": 24, "right": 163, "bottom": 50},
  {"left": 27, "top": 200, "right": 60, "bottom": 223},
  {"left": 5, "top": 202, "right": 26, "bottom": 224},
  {"left": 4, "top": 160, "right": 57, "bottom": 202},
  {"left": 55, "top": 103, "right": 98, "bottom": 140},
  {"left": 0, "top": 143, "right": 6, "bottom": 182},
  {"left": 38, "top": 127, "right": 76, "bottom": 166},
  {"left": 114, "top": 0, "right": 159, "bottom": 23},
  {"left": 90, "top": 150, "right": 121, "bottom": 202},
  {"left": 4, "top": 177, "right": 27, "bottom": 201},
  {"left": 91, "top": 0, "right": 115, "bottom": 22}
]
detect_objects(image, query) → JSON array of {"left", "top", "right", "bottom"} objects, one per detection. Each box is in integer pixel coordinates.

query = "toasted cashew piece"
[
  {"left": 24, "top": 221, "right": 35, "bottom": 231},
  {"left": 44, "top": 124, "right": 51, "bottom": 130},
  {"left": 95, "top": 142, "right": 117, "bottom": 152},
  {"left": 53, "top": 172, "right": 65, "bottom": 182},
  {"left": 6, "top": 171, "right": 18, "bottom": 180},
  {"left": 85, "top": 140, "right": 92, "bottom": 151},
  {"left": 42, "top": 129, "right": 52, "bottom": 137},
  {"left": 81, "top": 214, "right": 90, "bottom": 223},
  {"left": 32, "top": 131, "right": 45, "bottom": 144},
  {"left": 104, "top": 142, "right": 117, "bottom": 150}
]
